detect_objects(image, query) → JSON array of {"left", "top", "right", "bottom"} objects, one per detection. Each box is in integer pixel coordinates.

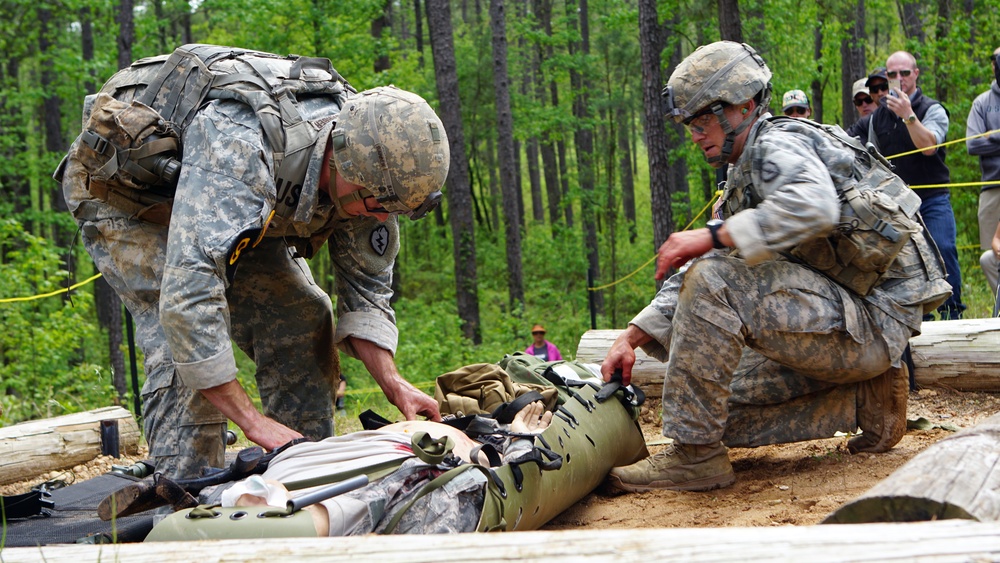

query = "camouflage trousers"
[
  {"left": 663, "top": 255, "right": 914, "bottom": 446},
  {"left": 75, "top": 201, "right": 338, "bottom": 480}
]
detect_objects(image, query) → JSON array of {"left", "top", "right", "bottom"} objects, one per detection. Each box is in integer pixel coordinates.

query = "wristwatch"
[
  {"left": 903, "top": 113, "right": 917, "bottom": 124},
  {"left": 706, "top": 219, "right": 726, "bottom": 249}
]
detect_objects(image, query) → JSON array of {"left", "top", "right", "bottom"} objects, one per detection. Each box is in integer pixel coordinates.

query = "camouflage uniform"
[
  {"left": 631, "top": 115, "right": 951, "bottom": 447},
  {"left": 61, "top": 95, "right": 400, "bottom": 480}
]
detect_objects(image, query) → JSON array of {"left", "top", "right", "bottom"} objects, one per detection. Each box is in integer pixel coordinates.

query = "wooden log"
[
  {"left": 576, "top": 319, "right": 1000, "bottom": 391},
  {"left": 824, "top": 411, "right": 1000, "bottom": 524},
  {"left": 0, "top": 520, "right": 997, "bottom": 562},
  {"left": 0, "top": 406, "right": 141, "bottom": 486},
  {"left": 908, "top": 318, "right": 1000, "bottom": 391}
]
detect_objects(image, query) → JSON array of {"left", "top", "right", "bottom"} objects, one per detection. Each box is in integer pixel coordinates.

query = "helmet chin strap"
[
  {"left": 332, "top": 188, "right": 374, "bottom": 219},
  {"left": 706, "top": 102, "right": 760, "bottom": 166},
  {"left": 329, "top": 158, "right": 376, "bottom": 219}
]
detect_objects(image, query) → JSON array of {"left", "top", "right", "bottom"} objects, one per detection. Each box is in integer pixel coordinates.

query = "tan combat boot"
[
  {"left": 606, "top": 442, "right": 735, "bottom": 493},
  {"left": 848, "top": 363, "right": 909, "bottom": 454}
]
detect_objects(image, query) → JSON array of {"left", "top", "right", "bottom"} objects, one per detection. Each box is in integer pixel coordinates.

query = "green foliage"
[
  {"left": 6, "top": 0, "right": 1000, "bottom": 436},
  {"left": 0, "top": 219, "right": 112, "bottom": 424}
]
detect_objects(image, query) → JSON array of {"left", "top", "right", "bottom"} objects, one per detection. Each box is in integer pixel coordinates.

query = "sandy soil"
[
  {"left": 543, "top": 386, "right": 1000, "bottom": 530},
  {"left": 4, "top": 386, "right": 998, "bottom": 531}
]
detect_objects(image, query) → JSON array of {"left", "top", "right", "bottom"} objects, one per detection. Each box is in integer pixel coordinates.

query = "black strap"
[
  {"left": 468, "top": 443, "right": 504, "bottom": 468},
  {"left": 491, "top": 390, "right": 545, "bottom": 424},
  {"left": 360, "top": 409, "right": 394, "bottom": 430},
  {"left": 595, "top": 369, "right": 646, "bottom": 406}
]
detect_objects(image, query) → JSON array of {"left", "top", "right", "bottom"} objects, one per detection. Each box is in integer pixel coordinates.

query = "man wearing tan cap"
[
  {"left": 852, "top": 78, "right": 877, "bottom": 117},
  {"left": 525, "top": 324, "right": 564, "bottom": 361}
]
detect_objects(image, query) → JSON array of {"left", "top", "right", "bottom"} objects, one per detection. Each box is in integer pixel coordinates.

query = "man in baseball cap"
[
  {"left": 852, "top": 78, "right": 877, "bottom": 117},
  {"left": 781, "top": 89, "right": 811, "bottom": 118}
]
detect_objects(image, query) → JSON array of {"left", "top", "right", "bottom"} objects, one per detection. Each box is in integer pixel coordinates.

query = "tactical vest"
[
  {"left": 58, "top": 44, "right": 354, "bottom": 225},
  {"left": 721, "top": 116, "right": 945, "bottom": 299}
]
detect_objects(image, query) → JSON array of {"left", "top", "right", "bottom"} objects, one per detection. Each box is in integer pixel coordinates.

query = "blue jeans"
[{"left": 920, "top": 192, "right": 965, "bottom": 319}]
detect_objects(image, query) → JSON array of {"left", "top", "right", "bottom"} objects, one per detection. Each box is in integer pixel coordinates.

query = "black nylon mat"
[{"left": 2, "top": 472, "right": 156, "bottom": 546}]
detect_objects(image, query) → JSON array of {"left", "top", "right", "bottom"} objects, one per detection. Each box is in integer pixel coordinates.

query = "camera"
[{"left": 888, "top": 78, "right": 901, "bottom": 98}]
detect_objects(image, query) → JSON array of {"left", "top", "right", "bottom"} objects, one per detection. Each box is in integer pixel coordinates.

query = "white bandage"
[{"left": 221, "top": 474, "right": 291, "bottom": 508}]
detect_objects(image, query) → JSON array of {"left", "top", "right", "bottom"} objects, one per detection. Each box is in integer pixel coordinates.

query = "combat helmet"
[
  {"left": 330, "top": 86, "right": 449, "bottom": 219},
  {"left": 663, "top": 41, "right": 772, "bottom": 165}
]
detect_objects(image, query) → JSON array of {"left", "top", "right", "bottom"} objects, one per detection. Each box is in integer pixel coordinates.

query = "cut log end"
[{"left": 824, "top": 496, "right": 977, "bottom": 524}]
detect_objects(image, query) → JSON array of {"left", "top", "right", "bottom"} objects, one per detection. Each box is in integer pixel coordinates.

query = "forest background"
[{"left": 2, "top": 0, "right": 1000, "bottom": 429}]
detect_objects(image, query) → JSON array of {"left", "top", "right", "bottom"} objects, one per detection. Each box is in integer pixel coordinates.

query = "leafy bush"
[{"left": 0, "top": 219, "right": 113, "bottom": 425}]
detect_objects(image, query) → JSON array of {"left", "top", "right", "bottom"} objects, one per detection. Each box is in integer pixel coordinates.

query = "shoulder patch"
[
  {"left": 226, "top": 227, "right": 265, "bottom": 283},
  {"left": 370, "top": 224, "right": 390, "bottom": 256}
]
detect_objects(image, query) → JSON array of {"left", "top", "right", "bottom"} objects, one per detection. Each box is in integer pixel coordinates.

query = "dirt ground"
[
  {"left": 4, "top": 386, "right": 999, "bottom": 531},
  {"left": 543, "top": 386, "right": 1000, "bottom": 530}
]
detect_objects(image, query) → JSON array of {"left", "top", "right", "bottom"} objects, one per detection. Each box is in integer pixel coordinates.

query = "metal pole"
[{"left": 588, "top": 267, "right": 597, "bottom": 329}]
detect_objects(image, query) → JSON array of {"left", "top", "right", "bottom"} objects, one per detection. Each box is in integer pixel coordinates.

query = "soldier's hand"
[
  {"left": 392, "top": 385, "right": 442, "bottom": 422},
  {"left": 654, "top": 229, "right": 713, "bottom": 280},
  {"left": 602, "top": 337, "right": 638, "bottom": 387},
  {"left": 243, "top": 416, "right": 304, "bottom": 452}
]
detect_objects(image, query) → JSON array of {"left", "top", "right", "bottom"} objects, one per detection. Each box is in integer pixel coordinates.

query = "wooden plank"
[
  {"left": 825, "top": 411, "right": 1000, "bottom": 524},
  {"left": 0, "top": 406, "right": 141, "bottom": 485},
  {"left": 577, "top": 319, "right": 1000, "bottom": 391},
  {"left": 0, "top": 520, "right": 997, "bottom": 562}
]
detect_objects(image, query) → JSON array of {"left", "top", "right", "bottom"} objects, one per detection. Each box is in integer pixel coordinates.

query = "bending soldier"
[
  {"left": 601, "top": 41, "right": 950, "bottom": 493},
  {"left": 56, "top": 46, "right": 448, "bottom": 482}
]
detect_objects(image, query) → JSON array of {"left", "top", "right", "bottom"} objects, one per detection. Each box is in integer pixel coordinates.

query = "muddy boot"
[
  {"left": 606, "top": 442, "right": 735, "bottom": 493},
  {"left": 848, "top": 364, "right": 909, "bottom": 454}
]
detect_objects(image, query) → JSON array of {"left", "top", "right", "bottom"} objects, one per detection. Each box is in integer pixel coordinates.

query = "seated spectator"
[
  {"left": 781, "top": 89, "right": 812, "bottom": 118},
  {"left": 525, "top": 324, "right": 563, "bottom": 361}
]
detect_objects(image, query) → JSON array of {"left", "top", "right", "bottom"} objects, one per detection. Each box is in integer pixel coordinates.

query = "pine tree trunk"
[
  {"left": 489, "top": 0, "right": 525, "bottom": 310},
  {"left": 426, "top": 0, "right": 482, "bottom": 343},
  {"left": 717, "top": 0, "right": 743, "bottom": 43},
  {"left": 617, "top": 104, "right": 636, "bottom": 244},
  {"left": 639, "top": 0, "right": 672, "bottom": 251},
  {"left": 841, "top": 0, "right": 866, "bottom": 131}
]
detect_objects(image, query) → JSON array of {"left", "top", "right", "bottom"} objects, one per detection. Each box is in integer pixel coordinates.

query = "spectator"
[
  {"left": 846, "top": 68, "right": 889, "bottom": 138},
  {"left": 781, "top": 89, "right": 812, "bottom": 118},
  {"left": 852, "top": 78, "right": 877, "bottom": 118},
  {"left": 966, "top": 46, "right": 1000, "bottom": 298},
  {"left": 525, "top": 325, "right": 563, "bottom": 361},
  {"left": 850, "top": 52, "right": 965, "bottom": 320}
]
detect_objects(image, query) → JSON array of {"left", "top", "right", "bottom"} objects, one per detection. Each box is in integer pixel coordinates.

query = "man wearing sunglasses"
[
  {"left": 966, "top": 47, "right": 1000, "bottom": 304},
  {"left": 781, "top": 89, "right": 812, "bottom": 118},
  {"left": 58, "top": 48, "right": 449, "bottom": 485},
  {"left": 850, "top": 52, "right": 964, "bottom": 321}
]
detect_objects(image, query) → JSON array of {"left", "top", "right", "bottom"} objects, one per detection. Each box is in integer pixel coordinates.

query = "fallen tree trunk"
[
  {"left": 908, "top": 318, "right": 1000, "bottom": 391},
  {"left": 0, "top": 520, "right": 997, "bottom": 562},
  {"left": 576, "top": 319, "right": 1000, "bottom": 391},
  {"left": 824, "top": 411, "right": 1000, "bottom": 524},
  {"left": 0, "top": 406, "right": 141, "bottom": 486}
]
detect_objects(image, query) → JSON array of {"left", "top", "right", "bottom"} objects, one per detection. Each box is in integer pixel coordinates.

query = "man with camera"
[{"left": 850, "top": 51, "right": 964, "bottom": 321}]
